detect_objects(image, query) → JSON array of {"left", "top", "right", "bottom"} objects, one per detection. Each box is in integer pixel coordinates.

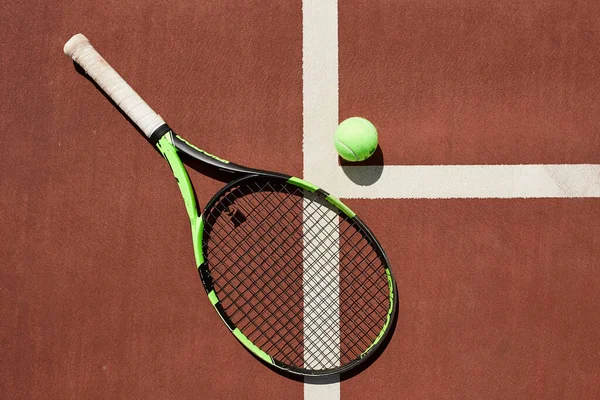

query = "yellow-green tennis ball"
[{"left": 334, "top": 117, "right": 378, "bottom": 162}]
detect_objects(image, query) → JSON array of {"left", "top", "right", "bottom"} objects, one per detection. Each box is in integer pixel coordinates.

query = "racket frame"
[{"left": 157, "top": 129, "right": 397, "bottom": 376}]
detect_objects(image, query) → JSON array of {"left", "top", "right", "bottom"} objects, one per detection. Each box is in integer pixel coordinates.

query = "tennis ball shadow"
[{"left": 339, "top": 146, "right": 385, "bottom": 186}]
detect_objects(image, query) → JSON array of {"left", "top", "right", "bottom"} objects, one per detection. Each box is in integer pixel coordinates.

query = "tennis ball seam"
[
  {"left": 358, "top": 118, "right": 378, "bottom": 138},
  {"left": 334, "top": 136, "right": 358, "bottom": 161}
]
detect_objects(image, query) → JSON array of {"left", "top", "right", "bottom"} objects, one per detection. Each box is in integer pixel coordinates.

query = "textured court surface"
[{"left": 2, "top": 1, "right": 600, "bottom": 399}]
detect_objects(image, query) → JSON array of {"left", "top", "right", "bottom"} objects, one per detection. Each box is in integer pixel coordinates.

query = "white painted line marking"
[
  {"left": 303, "top": 197, "right": 340, "bottom": 370},
  {"left": 303, "top": 0, "right": 340, "bottom": 179},
  {"left": 303, "top": 0, "right": 341, "bottom": 398},
  {"left": 305, "top": 377, "right": 343, "bottom": 399},
  {"left": 310, "top": 164, "right": 600, "bottom": 199}
]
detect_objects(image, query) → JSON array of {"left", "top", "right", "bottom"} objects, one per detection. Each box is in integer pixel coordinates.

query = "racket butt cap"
[{"left": 64, "top": 33, "right": 89, "bottom": 57}]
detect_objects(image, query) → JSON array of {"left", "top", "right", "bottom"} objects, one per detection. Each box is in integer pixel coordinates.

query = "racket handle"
[{"left": 64, "top": 34, "right": 165, "bottom": 138}]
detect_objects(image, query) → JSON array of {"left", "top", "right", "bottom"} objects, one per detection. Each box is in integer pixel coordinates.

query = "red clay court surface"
[{"left": 2, "top": 1, "right": 600, "bottom": 399}]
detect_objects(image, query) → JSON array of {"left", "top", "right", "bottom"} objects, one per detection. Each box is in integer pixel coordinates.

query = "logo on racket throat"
[{"left": 224, "top": 206, "right": 246, "bottom": 227}]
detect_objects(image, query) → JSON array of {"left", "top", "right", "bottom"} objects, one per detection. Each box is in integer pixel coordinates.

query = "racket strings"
[
  {"left": 202, "top": 178, "right": 391, "bottom": 371},
  {"left": 232, "top": 184, "right": 317, "bottom": 364},
  {"left": 205, "top": 182, "right": 308, "bottom": 364},
  {"left": 234, "top": 184, "right": 344, "bottom": 366},
  {"left": 304, "top": 224, "right": 388, "bottom": 365},
  {"left": 209, "top": 185, "right": 384, "bottom": 368},
  {"left": 339, "top": 234, "right": 391, "bottom": 358}
]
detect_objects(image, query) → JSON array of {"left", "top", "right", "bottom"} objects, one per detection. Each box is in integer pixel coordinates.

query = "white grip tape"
[{"left": 64, "top": 34, "right": 165, "bottom": 138}]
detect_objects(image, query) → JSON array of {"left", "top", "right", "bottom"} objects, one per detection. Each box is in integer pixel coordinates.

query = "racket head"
[{"left": 197, "top": 174, "right": 397, "bottom": 376}]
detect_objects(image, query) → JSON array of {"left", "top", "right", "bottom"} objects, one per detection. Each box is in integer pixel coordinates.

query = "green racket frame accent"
[
  {"left": 325, "top": 194, "right": 356, "bottom": 218},
  {"left": 156, "top": 133, "right": 204, "bottom": 266},
  {"left": 233, "top": 328, "right": 273, "bottom": 364},
  {"left": 360, "top": 267, "right": 395, "bottom": 356},
  {"left": 287, "top": 176, "right": 319, "bottom": 192},
  {"left": 207, "top": 290, "right": 219, "bottom": 306}
]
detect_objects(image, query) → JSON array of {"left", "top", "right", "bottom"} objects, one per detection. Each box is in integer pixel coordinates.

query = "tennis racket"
[{"left": 64, "top": 33, "right": 397, "bottom": 377}]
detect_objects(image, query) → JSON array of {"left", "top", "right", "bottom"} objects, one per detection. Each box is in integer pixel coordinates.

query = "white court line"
[
  {"left": 313, "top": 164, "right": 600, "bottom": 199},
  {"left": 303, "top": 0, "right": 339, "bottom": 178},
  {"left": 303, "top": 0, "right": 341, "bottom": 399},
  {"left": 303, "top": 197, "right": 340, "bottom": 369}
]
